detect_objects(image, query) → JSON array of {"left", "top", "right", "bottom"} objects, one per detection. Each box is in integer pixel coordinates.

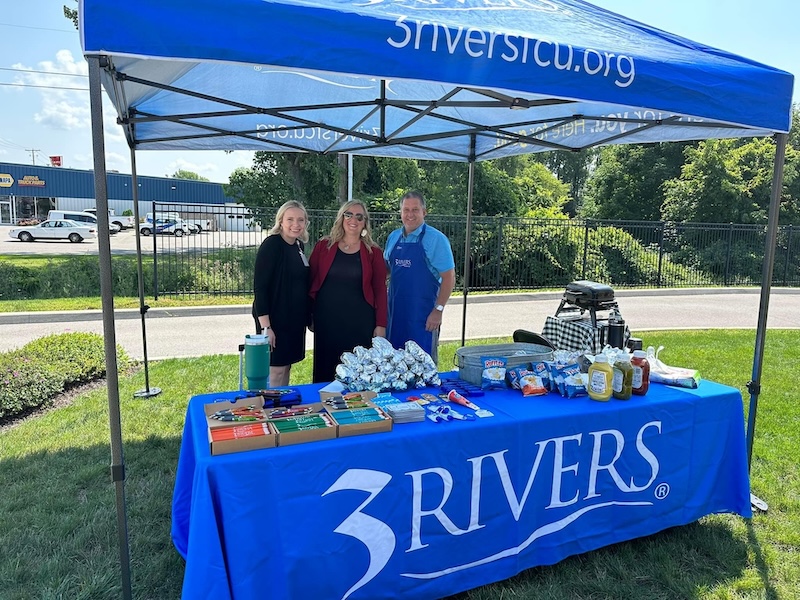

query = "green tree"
[
  {"left": 415, "top": 156, "right": 567, "bottom": 218},
  {"left": 224, "top": 152, "right": 340, "bottom": 210},
  {"left": 172, "top": 170, "right": 210, "bottom": 182},
  {"left": 356, "top": 157, "right": 421, "bottom": 196},
  {"left": 532, "top": 149, "right": 597, "bottom": 214},
  {"left": 662, "top": 137, "right": 800, "bottom": 226},
  {"left": 512, "top": 161, "right": 570, "bottom": 216},
  {"left": 581, "top": 143, "right": 691, "bottom": 221},
  {"left": 662, "top": 140, "right": 742, "bottom": 223},
  {"left": 788, "top": 104, "right": 800, "bottom": 150},
  {"left": 63, "top": 2, "right": 78, "bottom": 28}
]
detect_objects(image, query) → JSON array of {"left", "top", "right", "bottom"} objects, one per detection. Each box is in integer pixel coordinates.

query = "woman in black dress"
[
  {"left": 252, "top": 200, "right": 310, "bottom": 387},
  {"left": 309, "top": 201, "right": 387, "bottom": 383}
]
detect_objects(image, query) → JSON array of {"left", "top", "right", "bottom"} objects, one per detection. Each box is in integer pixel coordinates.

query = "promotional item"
[{"left": 244, "top": 334, "right": 270, "bottom": 390}]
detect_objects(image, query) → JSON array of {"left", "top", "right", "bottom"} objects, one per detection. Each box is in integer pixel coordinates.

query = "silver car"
[{"left": 8, "top": 219, "right": 98, "bottom": 243}]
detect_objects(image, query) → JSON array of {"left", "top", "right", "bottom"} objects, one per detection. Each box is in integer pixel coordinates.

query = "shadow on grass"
[
  {"left": 447, "top": 519, "right": 751, "bottom": 600},
  {"left": 0, "top": 436, "right": 186, "bottom": 600},
  {"left": 747, "top": 519, "right": 779, "bottom": 600}
]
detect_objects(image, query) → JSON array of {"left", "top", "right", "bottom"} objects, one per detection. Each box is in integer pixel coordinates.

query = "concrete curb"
[{"left": 0, "top": 287, "right": 796, "bottom": 325}]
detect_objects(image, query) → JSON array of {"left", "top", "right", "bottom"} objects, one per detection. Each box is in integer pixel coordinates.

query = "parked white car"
[
  {"left": 8, "top": 219, "right": 98, "bottom": 243},
  {"left": 47, "top": 209, "right": 119, "bottom": 234}
]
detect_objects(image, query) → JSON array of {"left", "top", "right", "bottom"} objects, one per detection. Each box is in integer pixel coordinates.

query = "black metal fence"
[{"left": 149, "top": 202, "right": 800, "bottom": 298}]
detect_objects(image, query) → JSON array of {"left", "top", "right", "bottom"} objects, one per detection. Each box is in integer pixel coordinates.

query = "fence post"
[
  {"left": 657, "top": 221, "right": 665, "bottom": 288},
  {"left": 582, "top": 219, "right": 590, "bottom": 279},
  {"left": 724, "top": 222, "right": 734, "bottom": 286},
  {"left": 495, "top": 217, "right": 503, "bottom": 290},
  {"left": 784, "top": 225, "right": 793, "bottom": 287},
  {"left": 152, "top": 201, "right": 159, "bottom": 300}
]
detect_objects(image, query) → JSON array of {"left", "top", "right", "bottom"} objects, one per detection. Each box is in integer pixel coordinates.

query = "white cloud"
[
  {"left": 166, "top": 158, "right": 224, "bottom": 177},
  {"left": 13, "top": 49, "right": 89, "bottom": 132},
  {"left": 5, "top": 47, "right": 255, "bottom": 181}
]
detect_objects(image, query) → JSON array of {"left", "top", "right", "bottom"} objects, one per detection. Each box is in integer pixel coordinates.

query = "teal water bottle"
[{"left": 245, "top": 334, "right": 270, "bottom": 390}]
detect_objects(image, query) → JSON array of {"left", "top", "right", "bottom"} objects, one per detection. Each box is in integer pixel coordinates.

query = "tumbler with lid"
[{"left": 245, "top": 334, "right": 270, "bottom": 390}]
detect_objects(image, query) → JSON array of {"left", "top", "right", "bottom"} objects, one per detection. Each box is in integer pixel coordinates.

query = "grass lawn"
[
  {"left": 1, "top": 330, "right": 799, "bottom": 599},
  {"left": 0, "top": 295, "right": 251, "bottom": 313}
]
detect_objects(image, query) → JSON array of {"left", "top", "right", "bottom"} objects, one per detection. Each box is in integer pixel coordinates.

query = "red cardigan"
[{"left": 309, "top": 239, "right": 388, "bottom": 327}]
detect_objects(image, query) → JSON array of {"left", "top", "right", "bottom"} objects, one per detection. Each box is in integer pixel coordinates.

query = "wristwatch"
[{"left": 434, "top": 304, "right": 445, "bottom": 312}]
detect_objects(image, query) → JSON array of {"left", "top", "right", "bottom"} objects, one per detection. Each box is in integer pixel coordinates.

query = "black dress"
[
  {"left": 313, "top": 249, "right": 375, "bottom": 383},
  {"left": 252, "top": 235, "right": 310, "bottom": 366}
]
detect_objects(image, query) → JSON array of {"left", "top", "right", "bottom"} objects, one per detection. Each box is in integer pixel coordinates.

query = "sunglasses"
[{"left": 343, "top": 211, "right": 366, "bottom": 222}]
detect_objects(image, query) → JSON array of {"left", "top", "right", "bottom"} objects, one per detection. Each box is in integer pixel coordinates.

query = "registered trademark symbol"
[{"left": 654, "top": 483, "right": 670, "bottom": 499}]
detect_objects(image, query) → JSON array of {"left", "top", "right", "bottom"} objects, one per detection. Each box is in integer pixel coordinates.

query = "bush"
[{"left": 0, "top": 333, "right": 130, "bottom": 419}]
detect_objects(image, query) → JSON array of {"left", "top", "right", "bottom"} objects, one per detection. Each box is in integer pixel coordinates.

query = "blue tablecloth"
[{"left": 171, "top": 375, "right": 751, "bottom": 600}]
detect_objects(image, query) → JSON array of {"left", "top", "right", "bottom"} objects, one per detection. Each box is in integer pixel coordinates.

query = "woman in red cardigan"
[{"left": 309, "top": 201, "right": 388, "bottom": 383}]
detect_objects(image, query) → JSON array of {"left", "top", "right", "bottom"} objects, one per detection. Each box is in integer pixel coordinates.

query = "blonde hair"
[
  {"left": 268, "top": 200, "right": 309, "bottom": 243},
  {"left": 326, "top": 200, "right": 377, "bottom": 254}
]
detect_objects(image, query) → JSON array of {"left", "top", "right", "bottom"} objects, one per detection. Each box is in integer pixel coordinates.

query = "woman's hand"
[
  {"left": 373, "top": 326, "right": 386, "bottom": 339},
  {"left": 265, "top": 328, "right": 276, "bottom": 348}
]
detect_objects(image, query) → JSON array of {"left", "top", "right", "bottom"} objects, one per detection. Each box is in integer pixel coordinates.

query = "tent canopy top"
[{"left": 81, "top": 0, "right": 793, "bottom": 161}]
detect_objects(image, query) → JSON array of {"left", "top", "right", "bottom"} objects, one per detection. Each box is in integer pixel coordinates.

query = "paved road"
[
  {"left": 1, "top": 288, "right": 798, "bottom": 360},
  {"left": 0, "top": 225, "right": 265, "bottom": 256}
]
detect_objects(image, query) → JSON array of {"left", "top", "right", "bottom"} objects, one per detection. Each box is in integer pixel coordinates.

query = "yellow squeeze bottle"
[{"left": 588, "top": 354, "right": 613, "bottom": 402}]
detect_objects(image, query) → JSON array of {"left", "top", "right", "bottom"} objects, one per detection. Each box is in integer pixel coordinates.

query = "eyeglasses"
[{"left": 343, "top": 211, "right": 365, "bottom": 222}]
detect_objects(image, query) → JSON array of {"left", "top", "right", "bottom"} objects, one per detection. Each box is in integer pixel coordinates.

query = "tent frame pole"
[
  {"left": 130, "top": 148, "right": 162, "bottom": 398},
  {"left": 88, "top": 54, "right": 133, "bottom": 600},
  {"left": 460, "top": 134, "right": 477, "bottom": 347},
  {"left": 746, "top": 133, "right": 787, "bottom": 513}
]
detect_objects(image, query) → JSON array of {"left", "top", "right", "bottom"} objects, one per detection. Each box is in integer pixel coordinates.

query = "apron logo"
[{"left": 394, "top": 258, "right": 412, "bottom": 268}]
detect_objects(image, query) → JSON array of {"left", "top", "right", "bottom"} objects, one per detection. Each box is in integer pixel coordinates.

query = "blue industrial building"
[{"left": 0, "top": 161, "right": 234, "bottom": 225}]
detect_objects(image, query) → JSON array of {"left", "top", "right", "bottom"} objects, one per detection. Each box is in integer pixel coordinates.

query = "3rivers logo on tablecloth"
[{"left": 322, "top": 419, "right": 664, "bottom": 599}]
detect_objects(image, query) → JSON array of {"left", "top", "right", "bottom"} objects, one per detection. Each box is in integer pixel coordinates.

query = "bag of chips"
[
  {"left": 564, "top": 370, "right": 589, "bottom": 398},
  {"left": 505, "top": 364, "right": 529, "bottom": 390},
  {"left": 518, "top": 370, "right": 548, "bottom": 397},
  {"left": 481, "top": 356, "right": 508, "bottom": 390},
  {"left": 531, "top": 361, "right": 552, "bottom": 392}
]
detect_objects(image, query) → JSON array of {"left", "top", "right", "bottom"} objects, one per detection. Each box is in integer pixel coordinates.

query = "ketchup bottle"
[{"left": 631, "top": 350, "right": 650, "bottom": 395}]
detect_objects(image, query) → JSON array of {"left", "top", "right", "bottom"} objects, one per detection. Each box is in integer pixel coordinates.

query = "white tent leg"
[
  {"left": 88, "top": 54, "right": 133, "bottom": 600},
  {"left": 460, "top": 135, "right": 476, "bottom": 347}
]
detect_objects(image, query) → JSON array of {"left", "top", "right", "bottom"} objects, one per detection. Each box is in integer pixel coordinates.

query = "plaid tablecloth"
[{"left": 542, "top": 315, "right": 630, "bottom": 354}]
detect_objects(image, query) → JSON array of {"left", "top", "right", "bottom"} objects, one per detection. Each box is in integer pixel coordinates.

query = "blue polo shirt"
[{"left": 384, "top": 223, "right": 455, "bottom": 283}]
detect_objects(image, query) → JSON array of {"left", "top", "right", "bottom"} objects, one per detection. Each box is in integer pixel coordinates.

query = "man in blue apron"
[{"left": 384, "top": 191, "right": 455, "bottom": 365}]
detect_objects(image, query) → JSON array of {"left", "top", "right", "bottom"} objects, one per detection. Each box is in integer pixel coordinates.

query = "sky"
[{"left": 0, "top": 0, "right": 798, "bottom": 184}]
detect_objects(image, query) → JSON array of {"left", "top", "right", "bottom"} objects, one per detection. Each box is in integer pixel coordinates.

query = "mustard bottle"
[{"left": 588, "top": 354, "right": 613, "bottom": 401}]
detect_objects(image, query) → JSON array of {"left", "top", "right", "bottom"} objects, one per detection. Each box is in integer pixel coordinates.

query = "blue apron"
[{"left": 387, "top": 225, "right": 439, "bottom": 355}]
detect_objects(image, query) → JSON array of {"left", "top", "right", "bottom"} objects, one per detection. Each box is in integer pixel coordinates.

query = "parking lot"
[{"left": 0, "top": 225, "right": 269, "bottom": 256}]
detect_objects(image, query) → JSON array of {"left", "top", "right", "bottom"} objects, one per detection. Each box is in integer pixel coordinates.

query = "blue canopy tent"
[{"left": 80, "top": 0, "right": 793, "bottom": 597}]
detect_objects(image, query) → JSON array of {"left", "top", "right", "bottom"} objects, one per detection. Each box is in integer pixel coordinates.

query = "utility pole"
[{"left": 26, "top": 149, "right": 40, "bottom": 165}]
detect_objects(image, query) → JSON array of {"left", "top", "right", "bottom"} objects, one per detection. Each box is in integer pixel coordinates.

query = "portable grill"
[{"left": 554, "top": 280, "right": 618, "bottom": 327}]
